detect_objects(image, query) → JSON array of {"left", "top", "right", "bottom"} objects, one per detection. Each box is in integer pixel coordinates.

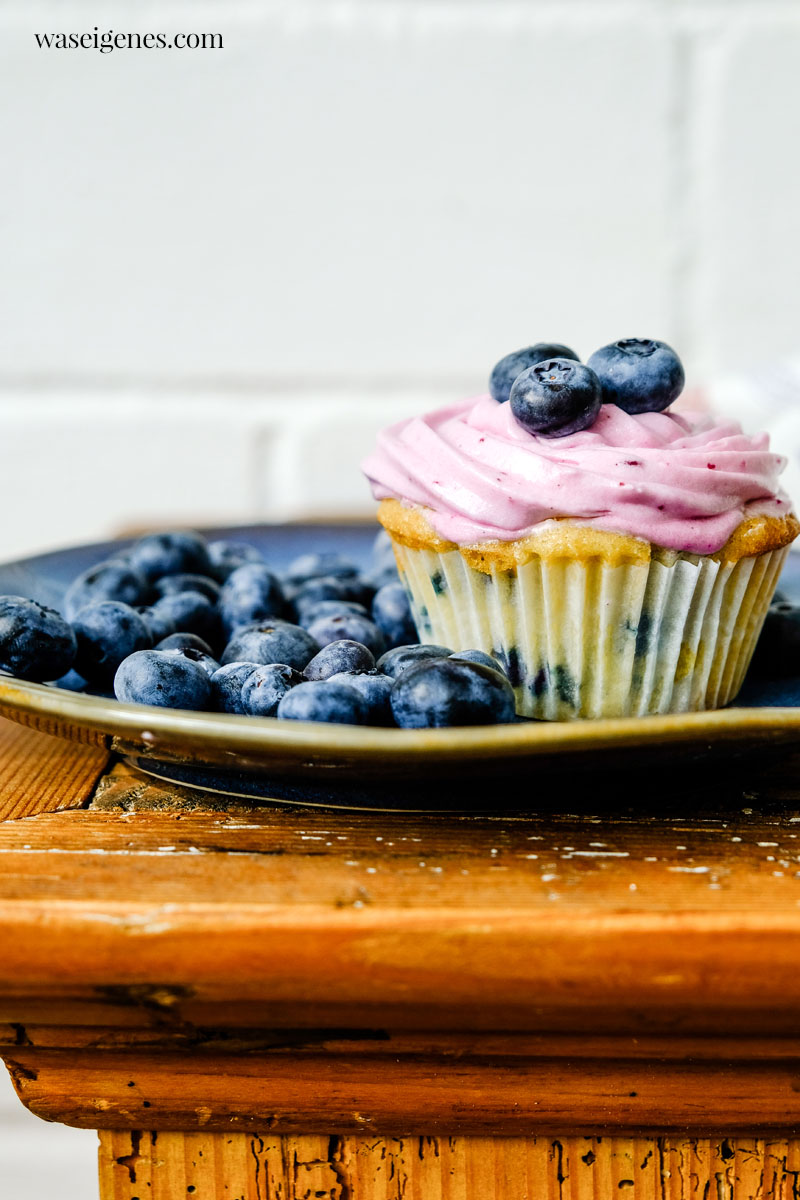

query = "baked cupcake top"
[{"left": 362, "top": 395, "right": 791, "bottom": 555}]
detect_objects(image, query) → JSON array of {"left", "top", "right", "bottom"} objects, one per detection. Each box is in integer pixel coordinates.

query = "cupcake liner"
[{"left": 391, "top": 541, "right": 789, "bottom": 720}]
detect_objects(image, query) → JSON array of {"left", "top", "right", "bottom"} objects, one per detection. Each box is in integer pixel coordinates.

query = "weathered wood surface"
[
  {"left": 8, "top": 720, "right": 800, "bottom": 1195},
  {"left": 0, "top": 718, "right": 109, "bottom": 821},
  {"left": 0, "top": 696, "right": 111, "bottom": 748},
  {"left": 97, "top": 1131, "right": 800, "bottom": 1199},
  {"left": 4, "top": 759, "right": 800, "bottom": 1039},
  {"left": 11, "top": 1036, "right": 800, "bottom": 1134}
]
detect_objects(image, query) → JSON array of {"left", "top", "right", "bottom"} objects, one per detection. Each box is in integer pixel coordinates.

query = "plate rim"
[{"left": 3, "top": 673, "right": 800, "bottom": 767}]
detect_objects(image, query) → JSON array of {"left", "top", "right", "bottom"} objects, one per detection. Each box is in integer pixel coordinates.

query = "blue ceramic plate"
[{"left": 1, "top": 524, "right": 800, "bottom": 809}]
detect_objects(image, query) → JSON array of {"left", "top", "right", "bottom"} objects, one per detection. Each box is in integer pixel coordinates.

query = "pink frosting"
[{"left": 362, "top": 395, "right": 792, "bottom": 554}]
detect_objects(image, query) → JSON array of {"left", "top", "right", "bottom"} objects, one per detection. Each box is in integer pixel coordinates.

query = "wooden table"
[{"left": 4, "top": 717, "right": 800, "bottom": 1198}]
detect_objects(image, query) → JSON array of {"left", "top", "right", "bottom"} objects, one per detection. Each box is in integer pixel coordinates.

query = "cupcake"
[{"left": 362, "top": 339, "right": 799, "bottom": 720}]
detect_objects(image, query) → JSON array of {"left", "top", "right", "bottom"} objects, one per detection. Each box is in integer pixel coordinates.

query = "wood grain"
[
  {"left": 0, "top": 717, "right": 109, "bottom": 822},
  {"left": 9, "top": 732, "right": 800, "bottom": 1193},
  {"left": 5, "top": 785, "right": 800, "bottom": 1033},
  {"left": 9, "top": 1026, "right": 800, "bottom": 1136},
  {"left": 13, "top": 1041, "right": 800, "bottom": 1134},
  {"left": 96, "top": 1131, "right": 800, "bottom": 1199}
]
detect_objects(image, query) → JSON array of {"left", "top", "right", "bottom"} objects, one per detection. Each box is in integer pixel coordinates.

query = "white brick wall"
[
  {"left": 0, "top": 4, "right": 676, "bottom": 380},
  {"left": 2, "top": 1, "right": 800, "bottom": 560}
]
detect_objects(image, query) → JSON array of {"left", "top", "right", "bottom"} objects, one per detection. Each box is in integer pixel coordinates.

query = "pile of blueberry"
[
  {"left": 0, "top": 530, "right": 517, "bottom": 728},
  {"left": 490, "top": 338, "right": 685, "bottom": 437}
]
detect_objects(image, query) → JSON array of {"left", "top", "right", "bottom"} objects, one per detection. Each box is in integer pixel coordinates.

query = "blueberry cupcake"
[{"left": 362, "top": 340, "right": 799, "bottom": 720}]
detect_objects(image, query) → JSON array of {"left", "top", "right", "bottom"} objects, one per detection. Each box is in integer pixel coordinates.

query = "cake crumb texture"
[{"left": 377, "top": 499, "right": 800, "bottom": 573}]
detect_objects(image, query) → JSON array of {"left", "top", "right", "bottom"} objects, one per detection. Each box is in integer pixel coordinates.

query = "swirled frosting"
[{"left": 362, "top": 396, "right": 791, "bottom": 554}]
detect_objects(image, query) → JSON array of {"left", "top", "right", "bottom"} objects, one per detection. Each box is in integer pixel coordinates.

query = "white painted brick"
[
  {"left": 259, "top": 391, "right": 448, "bottom": 519},
  {"left": 693, "top": 18, "right": 800, "bottom": 375},
  {"left": 0, "top": 395, "right": 269, "bottom": 559},
  {"left": 0, "top": 5, "right": 676, "bottom": 381}
]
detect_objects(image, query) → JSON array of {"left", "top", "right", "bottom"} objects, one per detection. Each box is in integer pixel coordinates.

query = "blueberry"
[
  {"left": 52, "top": 668, "right": 88, "bottom": 693},
  {"left": 0, "top": 596, "right": 77, "bottom": 682},
  {"left": 241, "top": 663, "right": 304, "bottom": 717},
  {"left": 361, "top": 562, "right": 400, "bottom": 592},
  {"left": 490, "top": 343, "right": 580, "bottom": 405},
  {"left": 128, "top": 531, "right": 212, "bottom": 584},
  {"left": 209, "top": 661, "right": 261, "bottom": 714},
  {"left": 159, "top": 646, "right": 221, "bottom": 679},
  {"left": 276, "top": 680, "right": 368, "bottom": 725},
  {"left": 279, "top": 580, "right": 304, "bottom": 611},
  {"left": 737, "top": 676, "right": 800, "bottom": 708},
  {"left": 63, "top": 561, "right": 147, "bottom": 620},
  {"left": 306, "top": 612, "right": 386, "bottom": 657},
  {"left": 292, "top": 575, "right": 374, "bottom": 618},
  {"left": 219, "top": 564, "right": 285, "bottom": 636},
  {"left": 155, "top": 632, "right": 215, "bottom": 656},
  {"left": 153, "top": 574, "right": 221, "bottom": 603},
  {"left": 221, "top": 622, "right": 320, "bottom": 671},
  {"left": 450, "top": 648, "right": 507, "bottom": 675},
  {"left": 207, "top": 539, "right": 265, "bottom": 582},
  {"left": 510, "top": 359, "right": 602, "bottom": 438},
  {"left": 371, "top": 528, "right": 397, "bottom": 573},
  {"left": 500, "top": 647, "right": 523, "bottom": 687},
  {"left": 304, "top": 640, "right": 376, "bottom": 680},
  {"left": 587, "top": 339, "right": 685, "bottom": 414},
  {"left": 376, "top": 643, "right": 452, "bottom": 679},
  {"left": 390, "top": 659, "right": 516, "bottom": 728},
  {"left": 149, "top": 591, "right": 219, "bottom": 646},
  {"left": 286, "top": 552, "right": 360, "bottom": 585},
  {"left": 297, "top": 600, "right": 370, "bottom": 628},
  {"left": 328, "top": 670, "right": 394, "bottom": 725},
  {"left": 114, "top": 649, "right": 211, "bottom": 710},
  {"left": 105, "top": 548, "right": 135, "bottom": 566},
  {"left": 136, "top": 605, "right": 177, "bottom": 644},
  {"left": 749, "top": 601, "right": 800, "bottom": 678},
  {"left": 371, "top": 582, "right": 418, "bottom": 648},
  {"left": 72, "top": 601, "right": 152, "bottom": 685}
]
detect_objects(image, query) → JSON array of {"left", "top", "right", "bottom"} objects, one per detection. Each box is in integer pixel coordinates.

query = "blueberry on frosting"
[
  {"left": 587, "top": 339, "right": 684, "bottom": 414},
  {"left": 489, "top": 343, "right": 579, "bottom": 405},
  {"left": 509, "top": 358, "right": 602, "bottom": 438}
]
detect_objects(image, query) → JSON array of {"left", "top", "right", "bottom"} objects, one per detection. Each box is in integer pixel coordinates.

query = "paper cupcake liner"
[{"left": 390, "top": 541, "right": 788, "bottom": 720}]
